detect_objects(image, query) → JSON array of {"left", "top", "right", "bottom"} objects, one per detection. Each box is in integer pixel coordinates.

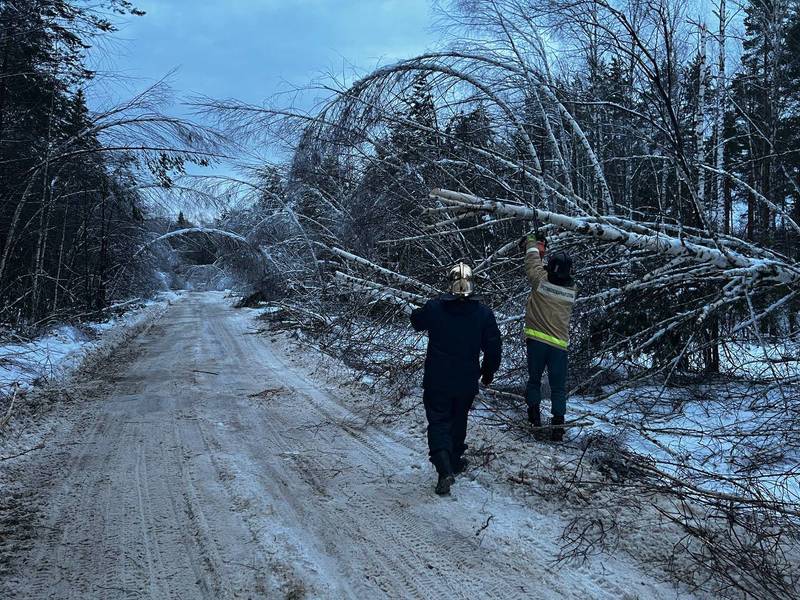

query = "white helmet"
[{"left": 448, "top": 263, "right": 474, "bottom": 297}]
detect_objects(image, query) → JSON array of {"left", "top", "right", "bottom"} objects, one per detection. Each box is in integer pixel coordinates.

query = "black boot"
[
  {"left": 453, "top": 457, "right": 469, "bottom": 475},
  {"left": 435, "top": 473, "right": 455, "bottom": 495},
  {"left": 550, "top": 415, "right": 565, "bottom": 442},
  {"left": 431, "top": 450, "right": 455, "bottom": 495},
  {"left": 527, "top": 406, "right": 541, "bottom": 427}
]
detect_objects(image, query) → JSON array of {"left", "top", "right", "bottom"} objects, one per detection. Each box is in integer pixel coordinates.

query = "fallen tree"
[{"left": 204, "top": 0, "right": 800, "bottom": 594}]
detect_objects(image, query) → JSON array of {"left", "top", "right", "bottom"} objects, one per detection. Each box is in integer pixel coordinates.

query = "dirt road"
[{"left": 0, "top": 292, "right": 688, "bottom": 599}]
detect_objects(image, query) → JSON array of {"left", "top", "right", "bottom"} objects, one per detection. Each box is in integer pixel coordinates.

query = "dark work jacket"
[{"left": 410, "top": 294, "right": 502, "bottom": 397}]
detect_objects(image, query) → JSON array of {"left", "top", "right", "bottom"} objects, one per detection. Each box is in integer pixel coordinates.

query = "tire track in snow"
[{"left": 0, "top": 292, "right": 693, "bottom": 600}]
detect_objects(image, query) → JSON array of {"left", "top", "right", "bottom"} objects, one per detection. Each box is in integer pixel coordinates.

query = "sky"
[
  {"left": 90, "top": 0, "right": 437, "bottom": 111},
  {"left": 85, "top": 1, "right": 439, "bottom": 219}
]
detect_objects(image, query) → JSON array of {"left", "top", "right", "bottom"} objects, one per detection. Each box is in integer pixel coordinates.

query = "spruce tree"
[{"left": 733, "top": 0, "right": 798, "bottom": 241}]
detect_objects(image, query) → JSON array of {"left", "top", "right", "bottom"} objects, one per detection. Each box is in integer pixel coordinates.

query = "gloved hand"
[
  {"left": 535, "top": 233, "right": 547, "bottom": 254},
  {"left": 480, "top": 371, "right": 494, "bottom": 386},
  {"left": 524, "top": 233, "right": 546, "bottom": 257}
]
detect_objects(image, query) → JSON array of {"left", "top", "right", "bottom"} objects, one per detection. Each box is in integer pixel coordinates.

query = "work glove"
[
  {"left": 480, "top": 371, "right": 494, "bottom": 386},
  {"left": 535, "top": 232, "right": 547, "bottom": 254},
  {"left": 524, "top": 233, "right": 546, "bottom": 257}
]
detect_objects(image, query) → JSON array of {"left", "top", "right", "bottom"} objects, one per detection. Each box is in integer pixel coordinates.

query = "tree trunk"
[
  {"left": 715, "top": 0, "right": 727, "bottom": 232},
  {"left": 696, "top": 23, "right": 707, "bottom": 215}
]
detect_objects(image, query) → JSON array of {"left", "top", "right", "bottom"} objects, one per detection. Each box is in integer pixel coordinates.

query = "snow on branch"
[
  {"left": 429, "top": 189, "right": 800, "bottom": 287},
  {"left": 334, "top": 271, "right": 424, "bottom": 312},
  {"left": 327, "top": 247, "right": 440, "bottom": 296},
  {"left": 132, "top": 227, "right": 263, "bottom": 258}
]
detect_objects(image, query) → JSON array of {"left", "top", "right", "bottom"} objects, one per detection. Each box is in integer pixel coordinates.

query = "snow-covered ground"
[
  {"left": 265, "top": 304, "right": 800, "bottom": 596},
  {"left": 306, "top": 314, "right": 799, "bottom": 510},
  {"left": 259, "top": 311, "right": 758, "bottom": 596},
  {"left": 0, "top": 291, "right": 183, "bottom": 467},
  {"left": 0, "top": 291, "right": 183, "bottom": 396},
  {"left": 587, "top": 340, "right": 800, "bottom": 380},
  {"left": 567, "top": 382, "right": 800, "bottom": 506},
  {"left": 1, "top": 292, "right": 703, "bottom": 599}
]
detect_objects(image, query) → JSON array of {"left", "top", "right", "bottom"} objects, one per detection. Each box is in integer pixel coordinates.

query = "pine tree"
[
  {"left": 779, "top": 1, "right": 800, "bottom": 234},
  {"left": 732, "top": 0, "right": 798, "bottom": 241}
]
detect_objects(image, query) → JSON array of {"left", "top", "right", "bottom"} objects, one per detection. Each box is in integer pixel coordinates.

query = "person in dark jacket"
[{"left": 410, "top": 263, "right": 502, "bottom": 495}]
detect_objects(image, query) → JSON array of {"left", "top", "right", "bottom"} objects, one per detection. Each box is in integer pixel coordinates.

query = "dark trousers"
[
  {"left": 526, "top": 338, "right": 568, "bottom": 417},
  {"left": 423, "top": 390, "right": 475, "bottom": 474}
]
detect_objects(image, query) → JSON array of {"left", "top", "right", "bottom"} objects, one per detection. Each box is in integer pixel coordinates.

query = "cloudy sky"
[
  {"left": 84, "top": 1, "right": 440, "bottom": 218},
  {"left": 91, "top": 0, "right": 438, "bottom": 110}
]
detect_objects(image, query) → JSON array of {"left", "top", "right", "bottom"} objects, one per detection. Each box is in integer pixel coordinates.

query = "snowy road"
[{"left": 1, "top": 292, "right": 688, "bottom": 599}]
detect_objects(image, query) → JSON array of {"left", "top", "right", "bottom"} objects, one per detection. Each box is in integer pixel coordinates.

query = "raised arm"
[{"left": 524, "top": 235, "right": 547, "bottom": 287}]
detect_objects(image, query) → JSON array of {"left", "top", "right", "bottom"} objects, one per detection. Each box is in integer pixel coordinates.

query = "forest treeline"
[
  {"left": 0, "top": 0, "right": 221, "bottom": 328},
  {"left": 218, "top": 0, "right": 800, "bottom": 376}
]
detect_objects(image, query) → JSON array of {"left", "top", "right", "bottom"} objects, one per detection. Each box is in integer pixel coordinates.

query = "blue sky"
[
  {"left": 85, "top": 1, "right": 438, "bottom": 219},
  {"left": 90, "top": 0, "right": 437, "bottom": 110}
]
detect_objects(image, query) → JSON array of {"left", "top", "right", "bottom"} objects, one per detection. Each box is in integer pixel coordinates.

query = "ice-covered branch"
[
  {"left": 429, "top": 189, "right": 800, "bottom": 287},
  {"left": 327, "top": 247, "right": 440, "bottom": 296}
]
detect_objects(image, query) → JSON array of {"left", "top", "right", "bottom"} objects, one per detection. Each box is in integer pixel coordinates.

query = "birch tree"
[{"left": 201, "top": 1, "right": 800, "bottom": 595}]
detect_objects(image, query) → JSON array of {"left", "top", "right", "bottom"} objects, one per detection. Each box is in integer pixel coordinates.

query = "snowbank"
[{"left": 0, "top": 291, "right": 183, "bottom": 397}]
